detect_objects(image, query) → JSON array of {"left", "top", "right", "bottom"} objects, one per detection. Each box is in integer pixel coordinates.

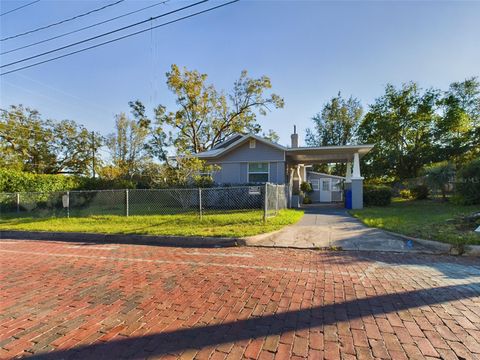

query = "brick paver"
[{"left": 0, "top": 239, "right": 479, "bottom": 359}]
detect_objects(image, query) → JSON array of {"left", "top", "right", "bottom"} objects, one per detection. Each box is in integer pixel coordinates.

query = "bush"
[
  {"left": 302, "top": 195, "right": 312, "bottom": 204},
  {"left": 411, "top": 184, "right": 429, "bottom": 200},
  {"left": 363, "top": 185, "right": 392, "bottom": 206},
  {"left": 300, "top": 181, "right": 313, "bottom": 193},
  {"left": 456, "top": 158, "right": 480, "bottom": 205},
  {"left": 0, "top": 169, "right": 81, "bottom": 193},
  {"left": 399, "top": 189, "right": 413, "bottom": 199}
]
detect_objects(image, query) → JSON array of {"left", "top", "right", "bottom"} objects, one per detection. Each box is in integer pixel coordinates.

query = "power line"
[
  {"left": 1, "top": 1, "right": 169, "bottom": 56},
  {"left": 0, "top": 0, "right": 240, "bottom": 77},
  {"left": 1, "top": 1, "right": 207, "bottom": 68},
  {"left": 0, "top": 0, "right": 40, "bottom": 17},
  {"left": 1, "top": 0, "right": 125, "bottom": 42}
]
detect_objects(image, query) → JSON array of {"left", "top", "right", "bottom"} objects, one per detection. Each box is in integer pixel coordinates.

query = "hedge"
[
  {"left": 363, "top": 185, "right": 392, "bottom": 206},
  {"left": 0, "top": 169, "right": 82, "bottom": 193},
  {"left": 456, "top": 158, "right": 480, "bottom": 205},
  {"left": 411, "top": 184, "right": 429, "bottom": 200}
]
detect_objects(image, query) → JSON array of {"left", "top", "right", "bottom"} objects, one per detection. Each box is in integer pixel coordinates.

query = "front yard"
[
  {"left": 351, "top": 199, "right": 480, "bottom": 245},
  {"left": 0, "top": 209, "right": 304, "bottom": 238}
]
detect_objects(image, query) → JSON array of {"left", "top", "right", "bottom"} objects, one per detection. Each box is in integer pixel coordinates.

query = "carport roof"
[{"left": 286, "top": 144, "right": 374, "bottom": 164}]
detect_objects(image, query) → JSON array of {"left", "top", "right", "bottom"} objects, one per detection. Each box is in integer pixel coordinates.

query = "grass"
[
  {"left": 351, "top": 199, "right": 480, "bottom": 245},
  {"left": 0, "top": 209, "right": 304, "bottom": 238}
]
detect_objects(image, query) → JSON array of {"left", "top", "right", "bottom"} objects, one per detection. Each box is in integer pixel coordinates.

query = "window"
[
  {"left": 249, "top": 139, "right": 256, "bottom": 148},
  {"left": 311, "top": 180, "right": 320, "bottom": 191},
  {"left": 248, "top": 162, "right": 269, "bottom": 183},
  {"left": 321, "top": 179, "right": 330, "bottom": 191},
  {"left": 332, "top": 179, "right": 342, "bottom": 191}
]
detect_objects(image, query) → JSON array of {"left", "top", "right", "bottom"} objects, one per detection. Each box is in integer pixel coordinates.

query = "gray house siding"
[
  {"left": 206, "top": 140, "right": 286, "bottom": 185},
  {"left": 269, "top": 162, "right": 286, "bottom": 184}
]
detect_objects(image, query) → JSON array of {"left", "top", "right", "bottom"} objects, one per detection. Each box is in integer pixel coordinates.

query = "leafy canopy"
[
  {"left": 130, "top": 64, "right": 284, "bottom": 157},
  {"left": 0, "top": 105, "right": 102, "bottom": 175}
]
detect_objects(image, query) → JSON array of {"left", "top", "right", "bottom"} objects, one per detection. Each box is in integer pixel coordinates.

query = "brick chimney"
[{"left": 291, "top": 125, "right": 298, "bottom": 148}]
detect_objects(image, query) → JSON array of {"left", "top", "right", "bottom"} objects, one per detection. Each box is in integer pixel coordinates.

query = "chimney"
[{"left": 291, "top": 125, "right": 298, "bottom": 148}]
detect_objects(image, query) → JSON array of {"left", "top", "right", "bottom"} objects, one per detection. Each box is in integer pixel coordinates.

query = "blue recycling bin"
[{"left": 345, "top": 189, "right": 352, "bottom": 209}]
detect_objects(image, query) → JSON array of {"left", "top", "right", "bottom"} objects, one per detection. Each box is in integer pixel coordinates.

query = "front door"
[{"left": 320, "top": 178, "right": 332, "bottom": 202}]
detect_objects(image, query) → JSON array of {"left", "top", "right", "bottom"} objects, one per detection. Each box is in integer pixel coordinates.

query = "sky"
[{"left": 0, "top": 0, "right": 479, "bottom": 149}]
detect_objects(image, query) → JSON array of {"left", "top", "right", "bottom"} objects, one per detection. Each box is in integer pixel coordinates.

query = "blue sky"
[{"left": 1, "top": 0, "right": 479, "bottom": 148}]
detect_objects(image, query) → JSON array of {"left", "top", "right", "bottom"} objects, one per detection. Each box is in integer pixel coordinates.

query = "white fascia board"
[{"left": 195, "top": 134, "right": 287, "bottom": 159}]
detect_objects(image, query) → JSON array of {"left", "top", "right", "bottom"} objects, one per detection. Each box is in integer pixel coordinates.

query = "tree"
[
  {"left": 262, "top": 129, "right": 280, "bottom": 143},
  {"left": 437, "top": 77, "right": 480, "bottom": 163},
  {"left": 306, "top": 92, "right": 363, "bottom": 147},
  {"left": 306, "top": 93, "right": 363, "bottom": 175},
  {"left": 105, "top": 113, "right": 150, "bottom": 179},
  {"left": 358, "top": 83, "right": 441, "bottom": 180},
  {"left": 130, "top": 64, "right": 284, "bottom": 157},
  {"left": 0, "top": 105, "right": 102, "bottom": 175}
]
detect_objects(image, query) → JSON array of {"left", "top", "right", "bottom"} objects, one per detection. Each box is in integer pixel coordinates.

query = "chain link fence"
[{"left": 0, "top": 184, "right": 288, "bottom": 221}]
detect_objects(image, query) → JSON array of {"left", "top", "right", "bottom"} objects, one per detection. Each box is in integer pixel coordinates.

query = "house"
[{"left": 195, "top": 128, "right": 373, "bottom": 209}]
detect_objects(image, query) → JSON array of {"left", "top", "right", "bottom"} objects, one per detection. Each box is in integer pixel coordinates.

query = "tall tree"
[
  {"left": 105, "top": 113, "right": 150, "bottom": 179},
  {"left": 306, "top": 92, "right": 363, "bottom": 147},
  {"left": 305, "top": 93, "right": 362, "bottom": 175},
  {"left": 358, "top": 83, "right": 441, "bottom": 180},
  {"left": 437, "top": 77, "right": 480, "bottom": 163},
  {"left": 0, "top": 105, "right": 102, "bottom": 174},
  {"left": 262, "top": 129, "right": 280, "bottom": 143},
  {"left": 130, "top": 64, "right": 284, "bottom": 157}
]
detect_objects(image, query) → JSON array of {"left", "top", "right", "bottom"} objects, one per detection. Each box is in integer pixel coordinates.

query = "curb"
[
  {"left": 0, "top": 230, "right": 238, "bottom": 248},
  {"left": 381, "top": 229, "right": 480, "bottom": 256}
]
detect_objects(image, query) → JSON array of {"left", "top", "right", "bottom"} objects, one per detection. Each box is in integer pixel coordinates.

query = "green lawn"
[
  {"left": 0, "top": 209, "right": 304, "bottom": 238},
  {"left": 351, "top": 199, "right": 480, "bottom": 245}
]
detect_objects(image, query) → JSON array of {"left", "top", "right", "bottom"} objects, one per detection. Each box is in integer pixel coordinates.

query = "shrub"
[
  {"left": 399, "top": 189, "right": 413, "bottom": 199},
  {"left": 0, "top": 169, "right": 81, "bottom": 193},
  {"left": 300, "top": 181, "right": 313, "bottom": 193},
  {"left": 411, "top": 184, "right": 429, "bottom": 200},
  {"left": 456, "top": 158, "right": 480, "bottom": 205},
  {"left": 302, "top": 195, "right": 312, "bottom": 204},
  {"left": 363, "top": 185, "right": 392, "bottom": 206}
]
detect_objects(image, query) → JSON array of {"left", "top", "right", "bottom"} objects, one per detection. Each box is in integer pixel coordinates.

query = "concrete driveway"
[{"left": 246, "top": 205, "right": 442, "bottom": 253}]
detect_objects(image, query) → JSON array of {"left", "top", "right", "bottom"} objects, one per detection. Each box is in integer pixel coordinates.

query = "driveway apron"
[{"left": 246, "top": 205, "right": 441, "bottom": 252}]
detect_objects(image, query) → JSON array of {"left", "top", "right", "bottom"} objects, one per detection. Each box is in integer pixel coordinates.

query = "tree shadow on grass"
[{"left": 28, "top": 282, "right": 480, "bottom": 359}]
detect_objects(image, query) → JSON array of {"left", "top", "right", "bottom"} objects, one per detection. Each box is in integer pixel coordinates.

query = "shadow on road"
[{"left": 28, "top": 282, "right": 480, "bottom": 359}]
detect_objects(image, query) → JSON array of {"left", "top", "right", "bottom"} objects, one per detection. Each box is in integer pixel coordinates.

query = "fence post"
[
  {"left": 263, "top": 183, "right": 268, "bottom": 223},
  {"left": 198, "top": 188, "right": 202, "bottom": 220},
  {"left": 275, "top": 185, "right": 279, "bottom": 215},
  {"left": 16, "top": 192, "right": 20, "bottom": 213},
  {"left": 125, "top": 189, "right": 129, "bottom": 217}
]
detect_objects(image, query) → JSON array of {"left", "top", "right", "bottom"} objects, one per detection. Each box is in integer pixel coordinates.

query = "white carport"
[{"left": 285, "top": 144, "right": 373, "bottom": 209}]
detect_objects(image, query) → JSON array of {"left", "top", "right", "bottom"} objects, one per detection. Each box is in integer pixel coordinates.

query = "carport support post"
[
  {"left": 351, "top": 153, "right": 364, "bottom": 209},
  {"left": 198, "top": 188, "right": 202, "bottom": 220},
  {"left": 125, "top": 189, "right": 129, "bottom": 217}
]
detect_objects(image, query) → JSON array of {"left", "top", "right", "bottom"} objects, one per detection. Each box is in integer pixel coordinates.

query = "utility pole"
[{"left": 91, "top": 131, "right": 96, "bottom": 179}]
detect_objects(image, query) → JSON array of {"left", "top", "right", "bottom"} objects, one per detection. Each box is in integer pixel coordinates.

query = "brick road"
[{"left": 1, "top": 240, "right": 479, "bottom": 360}]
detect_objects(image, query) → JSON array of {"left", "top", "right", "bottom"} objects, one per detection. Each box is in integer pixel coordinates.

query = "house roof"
[
  {"left": 306, "top": 171, "right": 346, "bottom": 180},
  {"left": 196, "top": 134, "right": 286, "bottom": 159},
  {"left": 286, "top": 144, "right": 374, "bottom": 164},
  {"left": 195, "top": 133, "right": 373, "bottom": 163}
]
